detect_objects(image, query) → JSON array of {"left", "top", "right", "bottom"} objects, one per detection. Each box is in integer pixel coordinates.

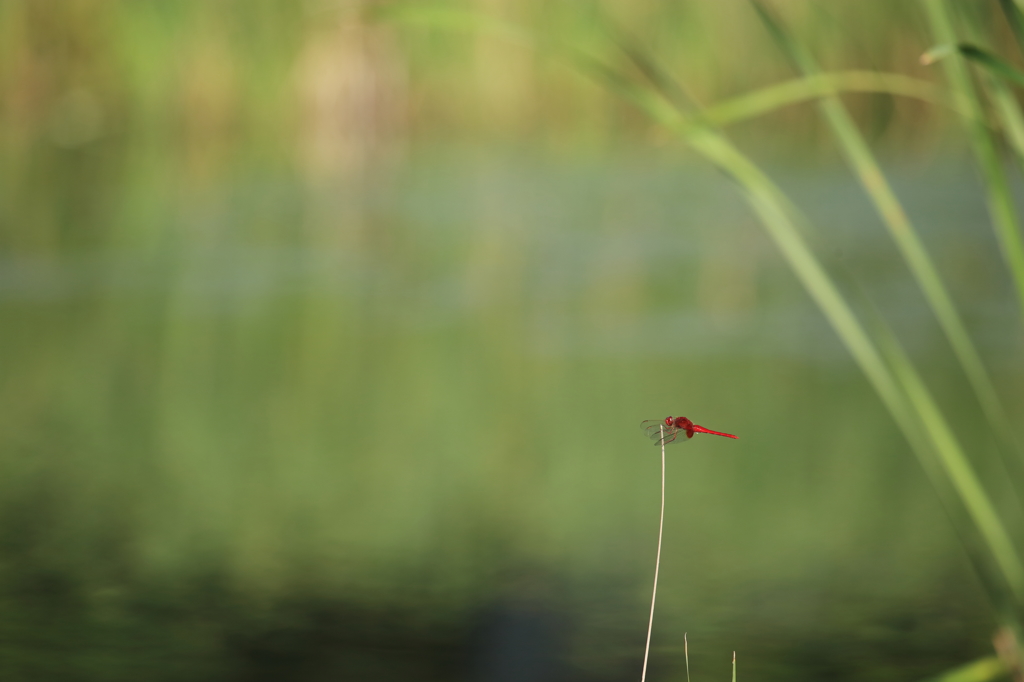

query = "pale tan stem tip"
[{"left": 919, "top": 44, "right": 954, "bottom": 66}]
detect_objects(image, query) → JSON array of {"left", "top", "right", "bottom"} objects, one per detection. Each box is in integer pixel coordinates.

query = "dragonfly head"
[{"left": 664, "top": 416, "right": 674, "bottom": 427}]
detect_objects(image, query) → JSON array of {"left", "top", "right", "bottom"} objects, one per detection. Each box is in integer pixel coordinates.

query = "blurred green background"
[{"left": 1, "top": 1, "right": 1023, "bottom": 680}]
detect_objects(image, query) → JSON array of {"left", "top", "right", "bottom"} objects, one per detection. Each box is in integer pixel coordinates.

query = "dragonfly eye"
[{"left": 664, "top": 417, "right": 673, "bottom": 426}]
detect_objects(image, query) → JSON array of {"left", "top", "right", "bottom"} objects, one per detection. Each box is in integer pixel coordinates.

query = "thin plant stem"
[
  {"left": 685, "top": 633, "right": 690, "bottom": 682},
  {"left": 641, "top": 427, "right": 667, "bottom": 682}
]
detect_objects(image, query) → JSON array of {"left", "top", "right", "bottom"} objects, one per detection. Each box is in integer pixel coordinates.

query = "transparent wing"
[
  {"left": 640, "top": 420, "right": 688, "bottom": 446},
  {"left": 641, "top": 420, "right": 666, "bottom": 440}
]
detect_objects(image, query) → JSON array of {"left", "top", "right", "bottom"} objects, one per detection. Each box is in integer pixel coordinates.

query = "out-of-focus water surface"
[
  {"left": 4, "top": 1, "right": 1024, "bottom": 679},
  {"left": 2, "top": 148, "right": 1019, "bottom": 679}
]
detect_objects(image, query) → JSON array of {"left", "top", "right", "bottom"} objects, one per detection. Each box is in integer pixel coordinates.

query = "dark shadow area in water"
[{"left": 468, "top": 569, "right": 570, "bottom": 682}]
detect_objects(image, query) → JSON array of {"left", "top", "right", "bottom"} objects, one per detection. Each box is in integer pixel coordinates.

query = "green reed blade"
[
  {"left": 987, "top": 78, "right": 1024, "bottom": 164},
  {"left": 873, "top": 312, "right": 1024, "bottom": 603},
  {"left": 920, "top": 656, "right": 1008, "bottom": 682},
  {"left": 1000, "top": 0, "right": 1024, "bottom": 47},
  {"left": 610, "top": 23, "right": 1024, "bottom": 610},
  {"left": 679, "top": 129, "right": 1024, "bottom": 606},
  {"left": 702, "top": 71, "right": 963, "bottom": 127},
  {"left": 952, "top": 10, "right": 1024, "bottom": 291},
  {"left": 922, "top": 0, "right": 1024, "bottom": 319},
  {"left": 947, "top": 40, "right": 1024, "bottom": 188},
  {"left": 957, "top": 44, "right": 1024, "bottom": 89},
  {"left": 989, "top": 2, "right": 1024, "bottom": 165},
  {"left": 381, "top": 0, "right": 1024, "bottom": 611},
  {"left": 751, "top": 0, "right": 1024, "bottom": 505}
]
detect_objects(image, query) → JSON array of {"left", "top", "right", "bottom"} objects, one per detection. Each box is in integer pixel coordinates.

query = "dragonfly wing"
[
  {"left": 641, "top": 421, "right": 685, "bottom": 446},
  {"left": 641, "top": 420, "right": 667, "bottom": 440}
]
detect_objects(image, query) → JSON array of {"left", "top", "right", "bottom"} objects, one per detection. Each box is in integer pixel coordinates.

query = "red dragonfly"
[{"left": 641, "top": 416, "right": 739, "bottom": 446}]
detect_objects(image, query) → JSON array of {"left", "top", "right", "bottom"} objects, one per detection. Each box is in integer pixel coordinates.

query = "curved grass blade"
[
  {"left": 595, "top": 12, "right": 1024, "bottom": 610},
  {"left": 873, "top": 313, "right": 1024, "bottom": 603},
  {"left": 703, "top": 71, "right": 965, "bottom": 127},
  {"left": 1000, "top": 0, "right": 1024, "bottom": 48},
  {"left": 604, "top": 17, "right": 1024, "bottom": 612},
  {"left": 957, "top": 43, "right": 1024, "bottom": 89},
  {"left": 380, "top": 0, "right": 1024, "bottom": 611},
  {"left": 955, "top": 7, "right": 1024, "bottom": 284},
  {"left": 921, "top": 0, "right": 1024, "bottom": 320},
  {"left": 987, "top": 77, "right": 1024, "bottom": 169},
  {"left": 380, "top": 6, "right": 964, "bottom": 127},
  {"left": 751, "top": 0, "right": 1024, "bottom": 513},
  {"left": 950, "top": 42, "right": 1024, "bottom": 166},
  {"left": 401, "top": 0, "right": 1024, "bottom": 608}
]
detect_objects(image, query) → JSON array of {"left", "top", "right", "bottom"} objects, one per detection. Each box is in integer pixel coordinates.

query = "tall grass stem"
[{"left": 641, "top": 427, "right": 666, "bottom": 682}]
